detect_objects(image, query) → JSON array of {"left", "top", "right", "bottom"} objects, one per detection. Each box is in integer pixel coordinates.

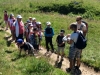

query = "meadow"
[{"left": 0, "top": 0, "right": 100, "bottom": 74}]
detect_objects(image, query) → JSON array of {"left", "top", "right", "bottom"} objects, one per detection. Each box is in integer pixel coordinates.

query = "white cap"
[
  {"left": 32, "top": 18, "right": 36, "bottom": 20},
  {"left": 17, "top": 15, "right": 22, "bottom": 18},
  {"left": 29, "top": 17, "right": 32, "bottom": 18},
  {"left": 28, "top": 23, "right": 33, "bottom": 26},
  {"left": 46, "top": 21, "right": 51, "bottom": 25},
  {"left": 10, "top": 13, "right": 14, "bottom": 16},
  {"left": 37, "top": 22, "right": 41, "bottom": 25}
]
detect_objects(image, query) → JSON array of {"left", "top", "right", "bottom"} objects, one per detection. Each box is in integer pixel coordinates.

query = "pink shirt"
[
  {"left": 4, "top": 14, "right": 8, "bottom": 21},
  {"left": 18, "top": 22, "right": 24, "bottom": 34}
]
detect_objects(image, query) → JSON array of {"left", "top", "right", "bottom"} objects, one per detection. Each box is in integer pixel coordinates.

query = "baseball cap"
[
  {"left": 46, "top": 21, "right": 51, "bottom": 25},
  {"left": 29, "top": 17, "right": 32, "bottom": 18},
  {"left": 32, "top": 18, "right": 36, "bottom": 20},
  {"left": 37, "top": 22, "right": 41, "bottom": 25},
  {"left": 17, "top": 15, "right": 22, "bottom": 18},
  {"left": 60, "top": 29, "right": 65, "bottom": 33},
  {"left": 28, "top": 23, "right": 33, "bottom": 26},
  {"left": 17, "top": 39, "right": 23, "bottom": 44}
]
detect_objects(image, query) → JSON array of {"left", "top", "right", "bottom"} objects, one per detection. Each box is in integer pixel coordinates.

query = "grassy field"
[
  {"left": 0, "top": 31, "right": 69, "bottom": 75},
  {"left": 0, "top": 0, "right": 100, "bottom": 74}
]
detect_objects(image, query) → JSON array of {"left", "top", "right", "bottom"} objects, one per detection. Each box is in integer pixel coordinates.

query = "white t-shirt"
[
  {"left": 70, "top": 30, "right": 83, "bottom": 47},
  {"left": 75, "top": 22, "right": 87, "bottom": 31},
  {"left": 8, "top": 18, "right": 13, "bottom": 26}
]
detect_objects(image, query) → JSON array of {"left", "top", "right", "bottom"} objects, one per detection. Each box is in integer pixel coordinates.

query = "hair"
[
  {"left": 70, "top": 23, "right": 77, "bottom": 29},
  {"left": 33, "top": 27, "right": 37, "bottom": 31},
  {"left": 4, "top": 10, "right": 7, "bottom": 13},
  {"left": 76, "top": 16, "right": 82, "bottom": 20}
]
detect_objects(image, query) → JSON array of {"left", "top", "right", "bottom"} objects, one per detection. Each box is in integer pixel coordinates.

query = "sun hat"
[
  {"left": 32, "top": 17, "right": 36, "bottom": 20},
  {"left": 29, "top": 17, "right": 32, "bottom": 18},
  {"left": 46, "top": 21, "right": 51, "bottom": 25},
  {"left": 37, "top": 21, "right": 41, "bottom": 25},
  {"left": 17, "top": 15, "right": 22, "bottom": 18},
  {"left": 17, "top": 39, "right": 23, "bottom": 44}
]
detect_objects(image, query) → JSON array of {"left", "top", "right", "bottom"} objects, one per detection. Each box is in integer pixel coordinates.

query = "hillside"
[{"left": 0, "top": 0, "right": 100, "bottom": 75}]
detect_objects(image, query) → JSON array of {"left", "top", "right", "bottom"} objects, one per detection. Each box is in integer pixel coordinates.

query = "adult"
[
  {"left": 44, "top": 21, "right": 54, "bottom": 53},
  {"left": 14, "top": 15, "right": 24, "bottom": 42},
  {"left": 66, "top": 23, "right": 81, "bottom": 74},
  {"left": 4, "top": 10, "right": 8, "bottom": 30},
  {"left": 75, "top": 16, "right": 87, "bottom": 36}
]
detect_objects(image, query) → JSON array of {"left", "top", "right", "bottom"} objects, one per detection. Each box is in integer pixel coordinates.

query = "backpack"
[
  {"left": 74, "top": 32, "right": 87, "bottom": 49},
  {"left": 45, "top": 28, "right": 52, "bottom": 34}
]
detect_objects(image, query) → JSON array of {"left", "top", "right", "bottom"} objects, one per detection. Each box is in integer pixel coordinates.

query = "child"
[
  {"left": 44, "top": 22, "right": 54, "bottom": 54},
  {"left": 16, "top": 39, "right": 34, "bottom": 56},
  {"left": 56, "top": 29, "right": 65, "bottom": 60},
  {"left": 32, "top": 28, "right": 40, "bottom": 52},
  {"left": 4, "top": 10, "right": 8, "bottom": 30},
  {"left": 37, "top": 21, "right": 44, "bottom": 50}
]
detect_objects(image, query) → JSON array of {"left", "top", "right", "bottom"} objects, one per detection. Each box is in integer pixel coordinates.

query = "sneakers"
[{"left": 66, "top": 68, "right": 71, "bottom": 72}]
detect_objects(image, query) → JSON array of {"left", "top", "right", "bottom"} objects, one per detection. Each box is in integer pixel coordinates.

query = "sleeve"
[
  {"left": 82, "top": 23, "right": 87, "bottom": 31},
  {"left": 56, "top": 35, "right": 59, "bottom": 43}
]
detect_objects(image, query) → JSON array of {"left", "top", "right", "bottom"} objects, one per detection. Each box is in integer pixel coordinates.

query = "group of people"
[{"left": 4, "top": 10, "right": 88, "bottom": 74}]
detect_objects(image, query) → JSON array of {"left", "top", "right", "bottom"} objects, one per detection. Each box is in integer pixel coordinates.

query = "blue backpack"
[{"left": 74, "top": 32, "right": 87, "bottom": 49}]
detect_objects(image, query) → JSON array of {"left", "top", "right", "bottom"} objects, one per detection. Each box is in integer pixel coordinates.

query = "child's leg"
[
  {"left": 57, "top": 47, "right": 60, "bottom": 58},
  {"left": 61, "top": 47, "right": 65, "bottom": 59}
]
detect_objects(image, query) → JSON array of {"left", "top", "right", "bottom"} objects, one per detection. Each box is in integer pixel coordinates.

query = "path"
[{"left": 3, "top": 28, "right": 100, "bottom": 75}]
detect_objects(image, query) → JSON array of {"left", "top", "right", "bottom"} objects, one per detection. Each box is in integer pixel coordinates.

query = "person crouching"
[{"left": 16, "top": 39, "right": 34, "bottom": 56}]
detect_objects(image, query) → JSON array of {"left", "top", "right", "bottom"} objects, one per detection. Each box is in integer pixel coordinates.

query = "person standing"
[
  {"left": 75, "top": 16, "right": 87, "bottom": 36},
  {"left": 56, "top": 29, "right": 65, "bottom": 60},
  {"left": 14, "top": 15, "right": 24, "bottom": 42},
  {"left": 66, "top": 23, "right": 81, "bottom": 74},
  {"left": 44, "top": 21, "right": 54, "bottom": 53},
  {"left": 4, "top": 10, "right": 8, "bottom": 30},
  {"left": 8, "top": 13, "right": 16, "bottom": 41}
]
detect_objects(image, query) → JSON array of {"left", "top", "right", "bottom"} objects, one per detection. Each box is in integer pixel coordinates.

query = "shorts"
[
  {"left": 57, "top": 47, "right": 65, "bottom": 53},
  {"left": 69, "top": 46, "right": 81, "bottom": 60}
]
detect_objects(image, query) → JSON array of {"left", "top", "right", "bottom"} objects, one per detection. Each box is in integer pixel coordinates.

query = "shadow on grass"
[
  {"left": 0, "top": 29, "right": 4, "bottom": 32},
  {"left": 4, "top": 35, "right": 12, "bottom": 47},
  {"left": 54, "top": 58, "right": 63, "bottom": 68},
  {"left": 5, "top": 50, "right": 14, "bottom": 53},
  {"left": 11, "top": 55, "right": 26, "bottom": 61}
]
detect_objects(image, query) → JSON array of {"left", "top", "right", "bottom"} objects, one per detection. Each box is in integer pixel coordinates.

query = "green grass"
[
  {"left": 0, "top": 0, "right": 100, "bottom": 74},
  {"left": 0, "top": 31, "right": 69, "bottom": 75}
]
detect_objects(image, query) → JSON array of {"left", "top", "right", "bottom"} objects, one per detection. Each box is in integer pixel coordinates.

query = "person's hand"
[{"left": 66, "top": 34, "right": 71, "bottom": 38}]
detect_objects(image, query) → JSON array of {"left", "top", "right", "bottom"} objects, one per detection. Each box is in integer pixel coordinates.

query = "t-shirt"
[
  {"left": 70, "top": 30, "right": 83, "bottom": 47},
  {"left": 44, "top": 27, "right": 54, "bottom": 37},
  {"left": 56, "top": 35, "right": 65, "bottom": 47},
  {"left": 20, "top": 42, "right": 34, "bottom": 51},
  {"left": 4, "top": 14, "right": 8, "bottom": 21},
  {"left": 18, "top": 21, "right": 24, "bottom": 34},
  {"left": 75, "top": 22, "right": 87, "bottom": 31}
]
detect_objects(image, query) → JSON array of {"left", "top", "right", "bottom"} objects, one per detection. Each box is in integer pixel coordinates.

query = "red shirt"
[
  {"left": 18, "top": 21, "right": 24, "bottom": 34},
  {"left": 4, "top": 14, "right": 8, "bottom": 21}
]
